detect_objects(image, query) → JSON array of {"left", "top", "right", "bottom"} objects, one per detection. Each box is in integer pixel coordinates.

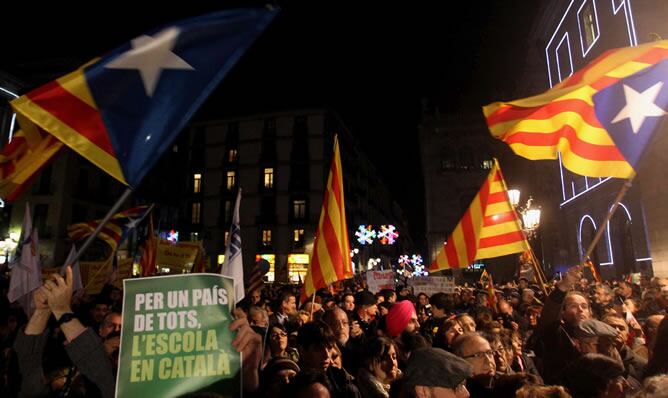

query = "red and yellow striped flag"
[
  {"left": 483, "top": 40, "right": 668, "bottom": 178},
  {"left": 300, "top": 136, "right": 352, "bottom": 303},
  {"left": 430, "top": 159, "right": 529, "bottom": 271}
]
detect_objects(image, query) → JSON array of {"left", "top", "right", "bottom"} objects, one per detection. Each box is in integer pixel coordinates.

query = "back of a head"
[
  {"left": 638, "top": 374, "right": 668, "bottom": 398},
  {"left": 562, "top": 353, "right": 624, "bottom": 398},
  {"left": 286, "top": 370, "right": 332, "bottom": 398},
  {"left": 515, "top": 385, "right": 573, "bottom": 398},
  {"left": 296, "top": 320, "right": 335, "bottom": 350},
  {"left": 430, "top": 292, "right": 453, "bottom": 311}
]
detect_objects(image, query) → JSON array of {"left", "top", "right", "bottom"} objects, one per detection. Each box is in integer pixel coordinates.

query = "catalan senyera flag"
[
  {"left": 484, "top": 40, "right": 668, "bottom": 178},
  {"left": 68, "top": 205, "right": 152, "bottom": 252},
  {"left": 0, "top": 120, "right": 63, "bottom": 200},
  {"left": 301, "top": 136, "right": 352, "bottom": 303},
  {"left": 480, "top": 269, "right": 498, "bottom": 312},
  {"left": 9, "top": 8, "right": 277, "bottom": 190},
  {"left": 430, "top": 159, "right": 529, "bottom": 272}
]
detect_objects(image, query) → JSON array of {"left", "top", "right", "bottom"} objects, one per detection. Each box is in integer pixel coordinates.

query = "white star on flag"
[
  {"left": 105, "top": 27, "right": 195, "bottom": 97},
  {"left": 611, "top": 82, "right": 666, "bottom": 134}
]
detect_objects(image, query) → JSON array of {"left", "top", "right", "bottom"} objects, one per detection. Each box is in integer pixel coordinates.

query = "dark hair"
[
  {"left": 494, "top": 373, "right": 542, "bottom": 398},
  {"left": 361, "top": 336, "right": 396, "bottom": 371},
  {"left": 430, "top": 292, "right": 454, "bottom": 312},
  {"left": 380, "top": 288, "right": 396, "bottom": 301},
  {"left": 433, "top": 319, "right": 462, "bottom": 351},
  {"left": 645, "top": 316, "right": 668, "bottom": 378},
  {"left": 562, "top": 353, "right": 624, "bottom": 398},
  {"left": 296, "top": 321, "right": 336, "bottom": 350}
]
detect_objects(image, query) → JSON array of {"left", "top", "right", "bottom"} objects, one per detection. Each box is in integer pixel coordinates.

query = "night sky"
[{"left": 1, "top": 1, "right": 542, "bottom": 248}]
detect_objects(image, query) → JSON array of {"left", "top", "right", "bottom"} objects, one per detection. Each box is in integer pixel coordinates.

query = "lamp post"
[{"left": 509, "top": 190, "right": 548, "bottom": 290}]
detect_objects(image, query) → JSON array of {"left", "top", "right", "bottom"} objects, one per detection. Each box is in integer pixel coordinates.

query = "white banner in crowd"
[
  {"left": 408, "top": 276, "right": 455, "bottom": 295},
  {"left": 366, "top": 270, "right": 396, "bottom": 293}
]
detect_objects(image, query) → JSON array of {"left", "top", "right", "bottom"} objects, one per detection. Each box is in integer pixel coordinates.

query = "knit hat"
[
  {"left": 404, "top": 348, "right": 473, "bottom": 389},
  {"left": 385, "top": 300, "right": 415, "bottom": 337},
  {"left": 263, "top": 357, "right": 300, "bottom": 376}
]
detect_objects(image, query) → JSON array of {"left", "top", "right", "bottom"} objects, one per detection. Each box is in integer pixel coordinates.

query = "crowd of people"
[{"left": 1, "top": 264, "right": 668, "bottom": 398}]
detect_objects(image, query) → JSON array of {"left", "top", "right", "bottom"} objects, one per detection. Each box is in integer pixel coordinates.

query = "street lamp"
[{"left": 508, "top": 189, "right": 520, "bottom": 207}]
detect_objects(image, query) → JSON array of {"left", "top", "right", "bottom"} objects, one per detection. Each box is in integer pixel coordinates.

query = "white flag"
[
  {"left": 221, "top": 189, "right": 244, "bottom": 304},
  {"left": 7, "top": 204, "right": 42, "bottom": 313},
  {"left": 62, "top": 246, "right": 83, "bottom": 292}
]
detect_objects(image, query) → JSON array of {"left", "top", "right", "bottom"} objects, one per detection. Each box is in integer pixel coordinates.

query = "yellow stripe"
[
  {"left": 479, "top": 221, "right": 523, "bottom": 238},
  {"left": 55, "top": 67, "right": 99, "bottom": 109},
  {"left": 12, "top": 96, "right": 127, "bottom": 185},
  {"left": 476, "top": 240, "right": 529, "bottom": 260},
  {"left": 605, "top": 60, "right": 651, "bottom": 78},
  {"left": 451, "top": 223, "right": 469, "bottom": 267},
  {"left": 486, "top": 201, "right": 512, "bottom": 216},
  {"left": 559, "top": 141, "right": 634, "bottom": 178},
  {"left": 492, "top": 112, "right": 614, "bottom": 146},
  {"left": 468, "top": 191, "right": 485, "bottom": 249},
  {"left": 433, "top": 246, "right": 450, "bottom": 270},
  {"left": 0, "top": 135, "right": 63, "bottom": 198},
  {"left": 506, "top": 142, "right": 560, "bottom": 160}
]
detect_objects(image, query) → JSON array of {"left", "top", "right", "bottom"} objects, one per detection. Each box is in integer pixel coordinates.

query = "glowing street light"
[
  {"left": 508, "top": 189, "right": 520, "bottom": 207},
  {"left": 522, "top": 208, "right": 541, "bottom": 231}
]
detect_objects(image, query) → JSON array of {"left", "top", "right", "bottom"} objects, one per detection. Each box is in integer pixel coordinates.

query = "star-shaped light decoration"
[
  {"left": 105, "top": 27, "right": 195, "bottom": 97},
  {"left": 611, "top": 82, "right": 665, "bottom": 134}
]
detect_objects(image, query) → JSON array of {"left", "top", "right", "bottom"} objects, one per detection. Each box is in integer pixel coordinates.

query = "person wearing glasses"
[
  {"left": 452, "top": 332, "right": 497, "bottom": 397},
  {"left": 267, "top": 324, "right": 299, "bottom": 363}
]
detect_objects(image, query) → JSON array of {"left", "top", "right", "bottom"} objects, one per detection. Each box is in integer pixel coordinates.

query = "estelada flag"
[
  {"left": 9, "top": 8, "right": 277, "bottom": 191},
  {"left": 484, "top": 40, "right": 668, "bottom": 178},
  {"left": 430, "top": 159, "right": 528, "bottom": 271},
  {"left": 300, "top": 136, "right": 352, "bottom": 303}
]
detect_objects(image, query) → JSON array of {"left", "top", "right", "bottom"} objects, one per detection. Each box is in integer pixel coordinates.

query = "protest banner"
[
  {"left": 366, "top": 270, "right": 395, "bottom": 293},
  {"left": 408, "top": 275, "right": 455, "bottom": 295},
  {"left": 116, "top": 273, "right": 241, "bottom": 397},
  {"left": 156, "top": 239, "right": 203, "bottom": 273}
]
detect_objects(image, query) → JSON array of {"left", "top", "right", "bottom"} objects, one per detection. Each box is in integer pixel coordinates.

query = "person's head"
[
  {"left": 385, "top": 300, "right": 419, "bottom": 337},
  {"left": 525, "top": 305, "right": 542, "bottom": 328},
  {"left": 616, "top": 281, "right": 633, "bottom": 299},
  {"left": 417, "top": 293, "right": 430, "bottom": 307},
  {"left": 434, "top": 319, "right": 464, "bottom": 349},
  {"left": 250, "top": 288, "right": 262, "bottom": 305},
  {"left": 644, "top": 314, "right": 665, "bottom": 352},
  {"left": 361, "top": 336, "right": 400, "bottom": 384},
  {"left": 515, "top": 385, "right": 572, "bottom": 398},
  {"left": 269, "top": 324, "right": 289, "bottom": 354},
  {"left": 417, "top": 305, "right": 431, "bottom": 324},
  {"left": 484, "top": 333, "right": 509, "bottom": 374},
  {"left": 99, "top": 312, "right": 122, "bottom": 338},
  {"left": 430, "top": 293, "right": 454, "bottom": 319},
  {"left": 497, "top": 299, "right": 512, "bottom": 314},
  {"left": 287, "top": 370, "right": 332, "bottom": 398},
  {"left": 592, "top": 283, "right": 613, "bottom": 306},
  {"left": 322, "top": 307, "right": 350, "bottom": 346},
  {"left": 562, "top": 291, "right": 591, "bottom": 326},
  {"left": 518, "top": 278, "right": 529, "bottom": 290},
  {"left": 646, "top": 316, "right": 668, "bottom": 378},
  {"left": 573, "top": 318, "right": 619, "bottom": 355},
  {"left": 452, "top": 333, "right": 496, "bottom": 377},
  {"left": 456, "top": 314, "right": 476, "bottom": 333},
  {"left": 91, "top": 300, "right": 111, "bottom": 324},
  {"left": 296, "top": 321, "right": 336, "bottom": 371},
  {"left": 262, "top": 357, "right": 300, "bottom": 396},
  {"left": 278, "top": 290, "right": 297, "bottom": 315},
  {"left": 522, "top": 288, "right": 535, "bottom": 304},
  {"left": 639, "top": 374, "right": 668, "bottom": 398},
  {"left": 602, "top": 314, "right": 628, "bottom": 349},
  {"left": 402, "top": 348, "right": 472, "bottom": 398},
  {"left": 342, "top": 293, "right": 355, "bottom": 312},
  {"left": 381, "top": 288, "right": 397, "bottom": 303},
  {"left": 562, "top": 353, "right": 625, "bottom": 398},
  {"left": 249, "top": 306, "right": 269, "bottom": 328},
  {"left": 354, "top": 290, "right": 378, "bottom": 319}
]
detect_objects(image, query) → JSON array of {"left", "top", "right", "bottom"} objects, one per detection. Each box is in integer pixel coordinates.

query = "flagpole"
[
  {"left": 526, "top": 245, "right": 549, "bottom": 296},
  {"left": 581, "top": 178, "right": 634, "bottom": 264},
  {"left": 68, "top": 187, "right": 133, "bottom": 265}
]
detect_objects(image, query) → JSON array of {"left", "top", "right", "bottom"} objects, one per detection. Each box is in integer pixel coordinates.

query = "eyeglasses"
[
  {"left": 270, "top": 332, "right": 288, "bottom": 339},
  {"left": 463, "top": 350, "right": 495, "bottom": 360}
]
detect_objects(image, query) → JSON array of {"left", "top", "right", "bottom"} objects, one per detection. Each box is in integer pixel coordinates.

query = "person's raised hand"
[
  {"left": 557, "top": 264, "right": 583, "bottom": 292},
  {"left": 33, "top": 286, "right": 50, "bottom": 311},
  {"left": 43, "top": 266, "right": 74, "bottom": 319},
  {"left": 230, "top": 316, "right": 262, "bottom": 392}
]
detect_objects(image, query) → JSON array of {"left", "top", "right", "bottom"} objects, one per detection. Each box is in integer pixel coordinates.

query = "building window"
[
  {"left": 262, "top": 229, "right": 272, "bottom": 247},
  {"left": 226, "top": 171, "right": 236, "bottom": 190},
  {"left": 293, "top": 228, "right": 305, "bottom": 248},
  {"left": 224, "top": 231, "right": 229, "bottom": 245},
  {"left": 228, "top": 149, "right": 237, "bottom": 163},
  {"left": 481, "top": 159, "right": 493, "bottom": 170},
  {"left": 193, "top": 173, "right": 202, "bottom": 193},
  {"left": 578, "top": 0, "right": 599, "bottom": 56},
  {"left": 264, "top": 168, "right": 274, "bottom": 188},
  {"left": 192, "top": 202, "right": 201, "bottom": 224},
  {"left": 293, "top": 199, "right": 306, "bottom": 219},
  {"left": 190, "top": 232, "right": 199, "bottom": 242}
]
